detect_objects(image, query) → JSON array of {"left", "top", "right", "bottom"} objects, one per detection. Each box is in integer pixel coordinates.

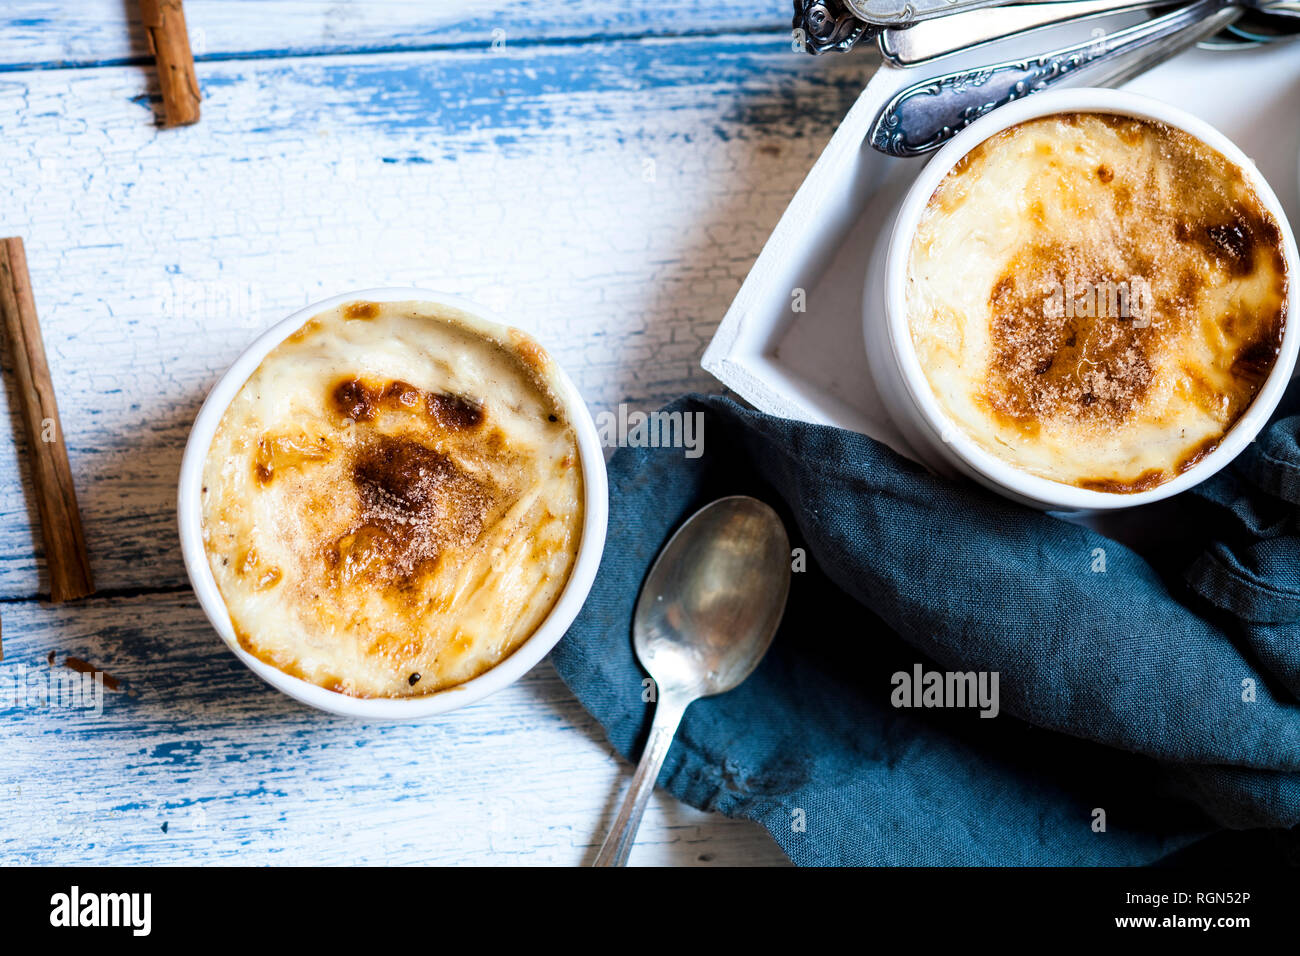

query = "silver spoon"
[
  {"left": 848, "top": 0, "right": 1097, "bottom": 26},
  {"left": 870, "top": 0, "right": 1247, "bottom": 156},
  {"left": 591, "top": 496, "right": 791, "bottom": 867},
  {"left": 881, "top": 0, "right": 1172, "bottom": 66},
  {"left": 880, "top": 0, "right": 1300, "bottom": 65}
]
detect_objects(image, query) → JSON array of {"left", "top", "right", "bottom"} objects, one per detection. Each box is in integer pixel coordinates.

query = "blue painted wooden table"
[{"left": 0, "top": 0, "right": 873, "bottom": 865}]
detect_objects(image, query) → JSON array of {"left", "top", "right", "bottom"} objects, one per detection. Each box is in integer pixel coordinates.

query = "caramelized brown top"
[
  {"left": 980, "top": 116, "right": 1286, "bottom": 436},
  {"left": 985, "top": 251, "right": 1157, "bottom": 430},
  {"left": 330, "top": 434, "right": 497, "bottom": 587},
  {"left": 315, "top": 376, "right": 513, "bottom": 594},
  {"left": 343, "top": 301, "right": 380, "bottom": 320},
  {"left": 330, "top": 377, "right": 484, "bottom": 430}
]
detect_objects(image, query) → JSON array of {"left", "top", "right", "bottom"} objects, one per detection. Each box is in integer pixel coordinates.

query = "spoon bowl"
[{"left": 634, "top": 496, "right": 791, "bottom": 701}]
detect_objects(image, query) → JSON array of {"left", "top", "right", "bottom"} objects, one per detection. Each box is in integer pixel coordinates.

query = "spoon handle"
[
  {"left": 879, "top": 0, "right": 1170, "bottom": 67},
  {"left": 592, "top": 694, "right": 689, "bottom": 867},
  {"left": 869, "top": 0, "right": 1240, "bottom": 157}
]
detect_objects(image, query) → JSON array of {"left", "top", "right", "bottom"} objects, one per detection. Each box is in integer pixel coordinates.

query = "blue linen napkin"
[{"left": 549, "top": 392, "right": 1300, "bottom": 865}]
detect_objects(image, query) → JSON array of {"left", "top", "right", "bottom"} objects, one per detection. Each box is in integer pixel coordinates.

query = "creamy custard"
[
  {"left": 906, "top": 112, "right": 1289, "bottom": 492},
  {"left": 201, "top": 300, "right": 584, "bottom": 697}
]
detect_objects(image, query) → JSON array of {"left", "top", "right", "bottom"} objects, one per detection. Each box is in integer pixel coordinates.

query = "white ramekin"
[
  {"left": 177, "top": 288, "right": 609, "bottom": 718},
  {"left": 864, "top": 88, "right": 1300, "bottom": 512}
]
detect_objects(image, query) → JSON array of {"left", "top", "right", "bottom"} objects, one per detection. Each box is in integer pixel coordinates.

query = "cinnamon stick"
[
  {"left": 0, "top": 238, "right": 95, "bottom": 602},
  {"left": 140, "top": 0, "right": 201, "bottom": 127}
]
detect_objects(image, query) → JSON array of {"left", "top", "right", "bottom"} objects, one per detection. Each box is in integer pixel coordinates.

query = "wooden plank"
[
  {"left": 0, "top": 36, "right": 869, "bottom": 600},
  {"left": 0, "top": 591, "right": 788, "bottom": 864},
  {"left": 1, "top": 1, "right": 790, "bottom": 70}
]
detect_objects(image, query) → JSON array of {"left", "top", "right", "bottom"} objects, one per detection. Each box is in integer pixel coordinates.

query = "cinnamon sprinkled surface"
[
  {"left": 985, "top": 240, "right": 1159, "bottom": 428},
  {"left": 337, "top": 435, "right": 496, "bottom": 587}
]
